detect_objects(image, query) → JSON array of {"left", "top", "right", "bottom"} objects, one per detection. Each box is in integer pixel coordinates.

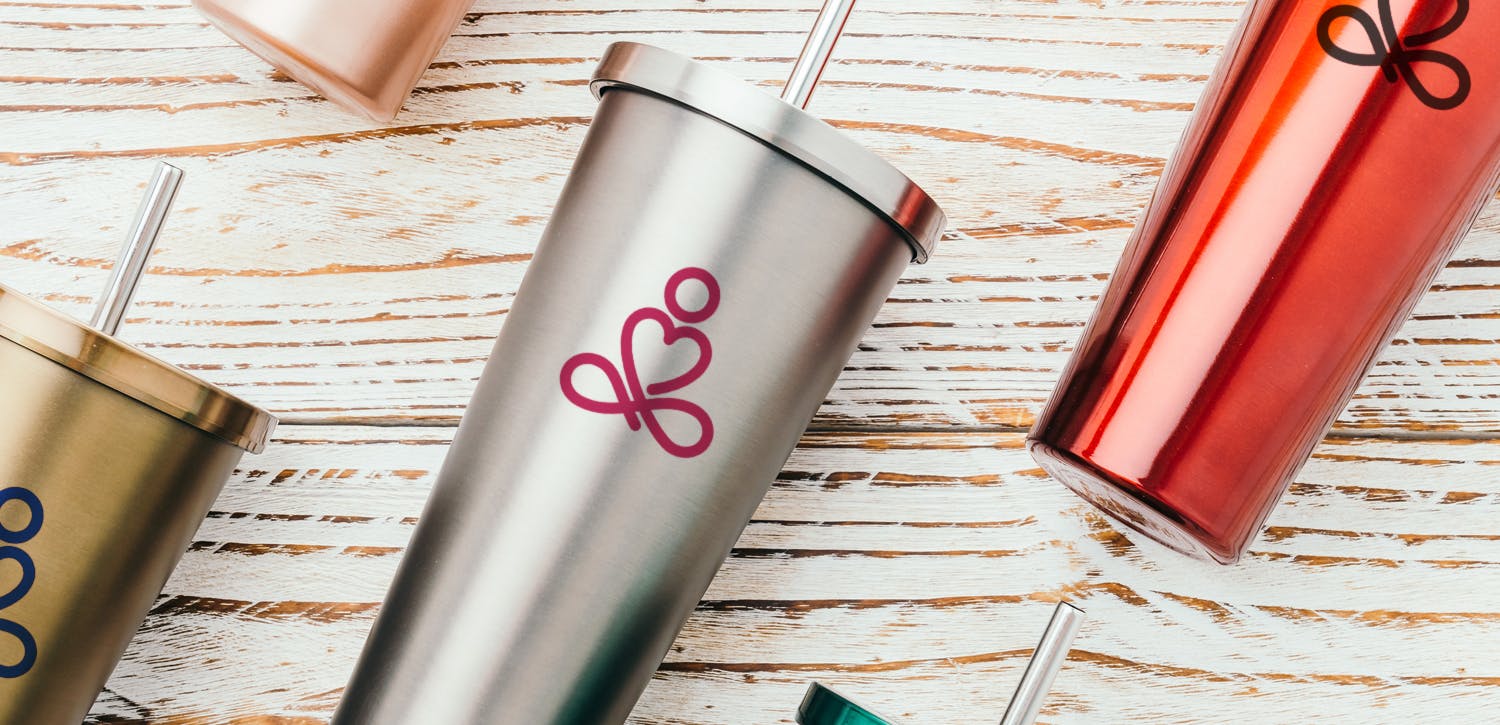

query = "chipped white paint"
[
  {"left": 0, "top": 0, "right": 1497, "bottom": 723},
  {"left": 3, "top": 0, "right": 1499, "bottom": 431},
  {"left": 95, "top": 427, "right": 1500, "bottom": 724}
]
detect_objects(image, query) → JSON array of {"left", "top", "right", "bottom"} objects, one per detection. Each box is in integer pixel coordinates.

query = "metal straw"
[
  {"left": 998, "top": 601, "right": 1085, "bottom": 725},
  {"left": 90, "top": 162, "right": 183, "bottom": 336},
  {"left": 782, "top": 0, "right": 857, "bottom": 109}
]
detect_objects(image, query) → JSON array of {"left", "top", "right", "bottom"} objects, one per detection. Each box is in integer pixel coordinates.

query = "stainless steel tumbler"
[
  {"left": 335, "top": 41, "right": 945, "bottom": 724},
  {"left": 0, "top": 282, "right": 275, "bottom": 724}
]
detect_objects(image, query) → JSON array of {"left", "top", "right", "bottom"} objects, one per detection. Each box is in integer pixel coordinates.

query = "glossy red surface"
[{"left": 1029, "top": 0, "right": 1500, "bottom": 563}]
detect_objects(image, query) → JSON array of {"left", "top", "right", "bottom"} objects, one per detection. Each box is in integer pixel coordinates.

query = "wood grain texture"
[
  {"left": 92, "top": 427, "right": 1500, "bottom": 724},
  {"left": 4, "top": 0, "right": 1499, "bottom": 431},
  {"left": 0, "top": 0, "right": 1495, "bottom": 723}
]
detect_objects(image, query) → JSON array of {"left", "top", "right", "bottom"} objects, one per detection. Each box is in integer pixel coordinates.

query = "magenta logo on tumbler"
[{"left": 560, "top": 267, "right": 720, "bottom": 458}]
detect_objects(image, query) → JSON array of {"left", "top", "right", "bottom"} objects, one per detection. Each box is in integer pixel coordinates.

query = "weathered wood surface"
[
  {"left": 0, "top": 0, "right": 1496, "bottom": 723},
  {"left": 100, "top": 428, "right": 1500, "bottom": 723},
  {"left": 5, "top": 0, "right": 1500, "bottom": 431}
]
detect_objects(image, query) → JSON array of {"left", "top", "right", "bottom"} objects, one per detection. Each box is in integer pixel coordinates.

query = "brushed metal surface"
[
  {"left": 0, "top": 339, "right": 251, "bottom": 724},
  {"left": 589, "top": 42, "right": 946, "bottom": 263},
  {"left": 0, "top": 283, "right": 276, "bottom": 454},
  {"left": 334, "top": 64, "right": 940, "bottom": 723}
]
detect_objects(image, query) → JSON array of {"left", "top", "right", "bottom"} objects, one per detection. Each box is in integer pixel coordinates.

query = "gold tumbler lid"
[{"left": 0, "top": 282, "right": 277, "bottom": 453}]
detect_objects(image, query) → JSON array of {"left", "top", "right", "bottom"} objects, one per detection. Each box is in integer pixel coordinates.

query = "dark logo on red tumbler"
[
  {"left": 1317, "top": 0, "right": 1469, "bottom": 110},
  {"left": 560, "top": 267, "right": 719, "bottom": 458}
]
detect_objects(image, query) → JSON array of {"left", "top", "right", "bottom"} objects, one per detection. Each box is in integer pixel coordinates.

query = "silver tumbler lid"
[{"left": 589, "top": 42, "right": 945, "bottom": 264}]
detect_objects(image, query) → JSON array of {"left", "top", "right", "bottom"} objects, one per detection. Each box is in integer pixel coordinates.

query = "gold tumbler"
[
  {"left": 0, "top": 165, "right": 277, "bottom": 723},
  {"left": 0, "top": 284, "right": 276, "bottom": 723}
]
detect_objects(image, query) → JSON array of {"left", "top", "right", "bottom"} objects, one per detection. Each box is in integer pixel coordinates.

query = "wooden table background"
[{"left": 3, "top": 0, "right": 1499, "bottom": 722}]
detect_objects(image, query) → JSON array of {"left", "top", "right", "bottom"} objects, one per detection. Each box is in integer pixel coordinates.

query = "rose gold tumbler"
[{"left": 193, "top": 0, "right": 476, "bottom": 121}]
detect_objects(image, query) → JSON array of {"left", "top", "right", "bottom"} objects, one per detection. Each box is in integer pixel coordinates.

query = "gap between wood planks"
[{"left": 268, "top": 416, "right": 1500, "bottom": 442}]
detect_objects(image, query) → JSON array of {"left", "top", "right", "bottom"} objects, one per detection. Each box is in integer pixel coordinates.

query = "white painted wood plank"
[
  {"left": 86, "top": 426, "right": 1500, "bottom": 724},
  {"left": 2, "top": 0, "right": 1496, "bottom": 431},
  {"left": 1, "top": 2, "right": 1495, "bottom": 723}
]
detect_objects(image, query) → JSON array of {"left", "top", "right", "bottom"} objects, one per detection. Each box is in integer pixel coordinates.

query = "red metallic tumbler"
[{"left": 1028, "top": 0, "right": 1500, "bottom": 563}]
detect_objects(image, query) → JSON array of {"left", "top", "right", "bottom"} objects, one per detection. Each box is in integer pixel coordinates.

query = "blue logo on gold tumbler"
[{"left": 0, "top": 486, "right": 43, "bottom": 679}]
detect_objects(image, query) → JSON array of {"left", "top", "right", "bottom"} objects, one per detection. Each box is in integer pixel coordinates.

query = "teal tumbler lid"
[{"left": 797, "top": 683, "right": 897, "bottom": 725}]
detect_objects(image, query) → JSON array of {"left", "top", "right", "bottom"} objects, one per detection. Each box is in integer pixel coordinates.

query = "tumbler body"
[
  {"left": 0, "top": 286, "right": 274, "bottom": 724},
  {"left": 1029, "top": 0, "right": 1500, "bottom": 562},
  {"left": 192, "top": 0, "right": 476, "bottom": 121},
  {"left": 335, "top": 44, "right": 944, "bottom": 724}
]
